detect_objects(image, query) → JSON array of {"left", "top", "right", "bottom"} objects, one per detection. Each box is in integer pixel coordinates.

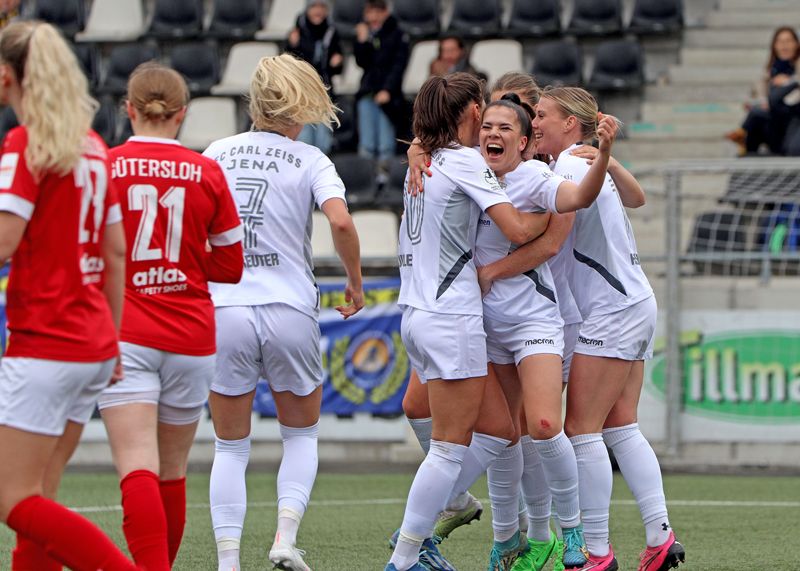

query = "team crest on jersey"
[{"left": 482, "top": 168, "right": 503, "bottom": 193}]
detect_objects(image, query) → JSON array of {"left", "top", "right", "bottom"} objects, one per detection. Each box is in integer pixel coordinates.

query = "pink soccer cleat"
[
  {"left": 574, "top": 544, "right": 618, "bottom": 571},
  {"left": 637, "top": 531, "right": 685, "bottom": 571}
]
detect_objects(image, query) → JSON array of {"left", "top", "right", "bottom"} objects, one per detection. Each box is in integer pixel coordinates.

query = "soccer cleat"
[
  {"left": 637, "top": 532, "right": 685, "bottom": 571},
  {"left": 573, "top": 545, "right": 618, "bottom": 571},
  {"left": 510, "top": 531, "right": 557, "bottom": 571},
  {"left": 419, "top": 537, "right": 457, "bottom": 571},
  {"left": 562, "top": 525, "right": 589, "bottom": 568},
  {"left": 488, "top": 530, "right": 529, "bottom": 571},
  {"left": 268, "top": 537, "right": 311, "bottom": 571},
  {"left": 552, "top": 538, "right": 566, "bottom": 571},
  {"left": 384, "top": 563, "right": 432, "bottom": 571},
  {"left": 434, "top": 493, "right": 483, "bottom": 540}
]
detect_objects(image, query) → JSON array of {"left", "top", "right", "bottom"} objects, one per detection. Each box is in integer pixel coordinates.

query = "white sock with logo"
[
  {"left": 534, "top": 431, "right": 581, "bottom": 529},
  {"left": 487, "top": 442, "right": 523, "bottom": 542},
  {"left": 603, "top": 423, "right": 671, "bottom": 547},
  {"left": 520, "top": 435, "right": 552, "bottom": 542},
  {"left": 570, "top": 433, "right": 612, "bottom": 557},
  {"left": 276, "top": 422, "right": 319, "bottom": 546},
  {"left": 210, "top": 436, "right": 251, "bottom": 569},
  {"left": 446, "top": 432, "right": 511, "bottom": 508}
]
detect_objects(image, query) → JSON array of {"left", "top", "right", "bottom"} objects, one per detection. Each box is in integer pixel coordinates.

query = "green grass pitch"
[{"left": 0, "top": 471, "right": 796, "bottom": 570}]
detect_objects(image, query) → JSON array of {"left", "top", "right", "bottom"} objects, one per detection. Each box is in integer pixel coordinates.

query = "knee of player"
[{"left": 527, "top": 415, "right": 562, "bottom": 440}]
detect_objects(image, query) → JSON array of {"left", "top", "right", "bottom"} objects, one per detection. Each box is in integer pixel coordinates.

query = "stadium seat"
[
  {"left": 211, "top": 42, "right": 279, "bottom": 96},
  {"left": 147, "top": 0, "right": 202, "bottom": 39},
  {"left": 375, "top": 157, "right": 408, "bottom": 211},
  {"left": 115, "top": 115, "right": 134, "bottom": 146},
  {"left": 531, "top": 40, "right": 582, "bottom": 87},
  {"left": 92, "top": 98, "right": 118, "bottom": 147},
  {"left": 170, "top": 43, "right": 220, "bottom": 96},
  {"left": 352, "top": 210, "right": 399, "bottom": 258},
  {"left": 394, "top": 0, "right": 440, "bottom": 39},
  {"left": 177, "top": 97, "right": 238, "bottom": 152},
  {"left": 332, "top": 95, "right": 358, "bottom": 153},
  {"left": 207, "top": 0, "right": 262, "bottom": 40},
  {"left": 75, "top": 0, "right": 146, "bottom": 42},
  {"left": 628, "top": 0, "right": 683, "bottom": 34},
  {"left": 566, "top": 0, "right": 623, "bottom": 36},
  {"left": 72, "top": 42, "right": 99, "bottom": 89},
  {"left": 33, "top": 0, "right": 85, "bottom": 38},
  {"left": 687, "top": 210, "right": 756, "bottom": 276},
  {"left": 255, "top": 0, "right": 296, "bottom": 41},
  {"left": 99, "top": 43, "right": 160, "bottom": 96},
  {"left": 0, "top": 106, "right": 19, "bottom": 144},
  {"left": 333, "top": 0, "right": 367, "bottom": 41},
  {"left": 505, "top": 0, "right": 561, "bottom": 38},
  {"left": 332, "top": 54, "right": 362, "bottom": 97},
  {"left": 311, "top": 211, "right": 337, "bottom": 259},
  {"left": 402, "top": 40, "right": 438, "bottom": 95},
  {"left": 332, "top": 153, "right": 377, "bottom": 208},
  {"left": 588, "top": 39, "right": 645, "bottom": 91},
  {"left": 448, "top": 0, "right": 502, "bottom": 38},
  {"left": 470, "top": 40, "right": 524, "bottom": 88}
]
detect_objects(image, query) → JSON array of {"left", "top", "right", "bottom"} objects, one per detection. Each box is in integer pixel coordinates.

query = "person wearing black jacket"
[
  {"left": 286, "top": 0, "right": 343, "bottom": 154},
  {"left": 354, "top": 0, "right": 409, "bottom": 179}
]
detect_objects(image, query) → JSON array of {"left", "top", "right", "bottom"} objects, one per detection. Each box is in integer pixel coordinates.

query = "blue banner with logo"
[{"left": 254, "top": 278, "right": 410, "bottom": 417}]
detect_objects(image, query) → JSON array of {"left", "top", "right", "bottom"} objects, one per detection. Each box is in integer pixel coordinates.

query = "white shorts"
[
  {"left": 97, "top": 342, "right": 215, "bottom": 425},
  {"left": 574, "top": 295, "right": 657, "bottom": 361},
  {"left": 0, "top": 357, "right": 115, "bottom": 436},
  {"left": 485, "top": 316, "right": 564, "bottom": 366},
  {"left": 401, "top": 307, "right": 487, "bottom": 383},
  {"left": 213, "top": 303, "right": 323, "bottom": 397},
  {"left": 562, "top": 322, "right": 581, "bottom": 383}
]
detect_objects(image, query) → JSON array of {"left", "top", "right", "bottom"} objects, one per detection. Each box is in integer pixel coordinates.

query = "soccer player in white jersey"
[
  {"left": 387, "top": 72, "right": 551, "bottom": 571},
  {"left": 526, "top": 87, "right": 685, "bottom": 571},
  {"left": 204, "top": 54, "right": 365, "bottom": 571}
]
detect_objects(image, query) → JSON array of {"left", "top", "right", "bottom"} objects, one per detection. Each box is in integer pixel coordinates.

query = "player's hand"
[
  {"left": 406, "top": 139, "right": 431, "bottom": 196},
  {"left": 336, "top": 281, "right": 364, "bottom": 319},
  {"left": 571, "top": 144, "right": 599, "bottom": 164},
  {"left": 597, "top": 113, "right": 618, "bottom": 154},
  {"left": 477, "top": 266, "right": 493, "bottom": 298},
  {"left": 108, "top": 355, "right": 124, "bottom": 386}
]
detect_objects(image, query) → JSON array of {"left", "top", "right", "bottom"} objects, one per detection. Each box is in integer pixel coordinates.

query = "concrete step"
[
  {"left": 641, "top": 102, "right": 745, "bottom": 124},
  {"left": 627, "top": 121, "right": 733, "bottom": 140},
  {"left": 612, "top": 139, "right": 738, "bottom": 162},
  {"left": 706, "top": 11, "right": 800, "bottom": 28},
  {"left": 680, "top": 48, "right": 767, "bottom": 67},
  {"left": 683, "top": 29, "right": 772, "bottom": 49},
  {"left": 669, "top": 66, "right": 760, "bottom": 85},
  {"left": 718, "top": 0, "right": 800, "bottom": 11},
  {"left": 636, "top": 172, "right": 730, "bottom": 196},
  {"left": 644, "top": 84, "right": 751, "bottom": 103}
]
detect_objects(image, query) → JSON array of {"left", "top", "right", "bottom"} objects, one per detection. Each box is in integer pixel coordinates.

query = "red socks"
[
  {"left": 120, "top": 470, "right": 170, "bottom": 571},
  {"left": 7, "top": 495, "right": 136, "bottom": 571},
  {"left": 159, "top": 477, "right": 187, "bottom": 565},
  {"left": 12, "top": 535, "right": 61, "bottom": 571}
]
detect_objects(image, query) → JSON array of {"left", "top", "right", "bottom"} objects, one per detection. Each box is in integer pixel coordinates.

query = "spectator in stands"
[
  {"left": 286, "top": 0, "right": 343, "bottom": 155},
  {"left": 429, "top": 35, "right": 487, "bottom": 81},
  {"left": 726, "top": 26, "right": 800, "bottom": 155},
  {"left": 0, "top": 0, "right": 19, "bottom": 28},
  {"left": 769, "top": 70, "right": 800, "bottom": 156},
  {"left": 354, "top": 0, "right": 409, "bottom": 181}
]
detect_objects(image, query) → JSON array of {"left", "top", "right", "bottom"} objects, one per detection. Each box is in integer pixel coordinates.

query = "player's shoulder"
[
  {"left": 2, "top": 125, "right": 28, "bottom": 152},
  {"left": 553, "top": 147, "right": 589, "bottom": 179}
]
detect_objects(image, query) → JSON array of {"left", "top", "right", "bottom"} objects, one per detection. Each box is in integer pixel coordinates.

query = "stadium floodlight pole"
[{"left": 664, "top": 164, "right": 682, "bottom": 458}]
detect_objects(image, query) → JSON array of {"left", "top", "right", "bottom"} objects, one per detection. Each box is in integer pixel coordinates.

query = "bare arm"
[
  {"left": 0, "top": 211, "right": 26, "bottom": 263},
  {"left": 101, "top": 221, "right": 126, "bottom": 332},
  {"left": 571, "top": 146, "right": 645, "bottom": 208},
  {"left": 485, "top": 203, "right": 551, "bottom": 245},
  {"left": 321, "top": 197, "right": 364, "bottom": 319}
]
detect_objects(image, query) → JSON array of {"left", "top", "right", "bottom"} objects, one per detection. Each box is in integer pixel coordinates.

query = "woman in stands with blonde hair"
[
  {"left": 205, "top": 53, "right": 364, "bottom": 571},
  {"left": 96, "top": 61, "right": 244, "bottom": 569},
  {"left": 0, "top": 20, "right": 137, "bottom": 571}
]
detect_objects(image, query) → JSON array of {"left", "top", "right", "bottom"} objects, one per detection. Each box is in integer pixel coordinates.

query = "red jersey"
[
  {"left": 110, "top": 136, "right": 243, "bottom": 356},
  {"left": 0, "top": 127, "right": 120, "bottom": 361}
]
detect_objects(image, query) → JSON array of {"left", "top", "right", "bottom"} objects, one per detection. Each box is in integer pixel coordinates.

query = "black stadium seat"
[
  {"left": 170, "top": 43, "right": 220, "bottom": 96},
  {"left": 688, "top": 210, "right": 756, "bottom": 276},
  {"left": 532, "top": 40, "right": 582, "bottom": 87},
  {"left": 0, "top": 106, "right": 19, "bottom": 145},
  {"left": 505, "top": 0, "right": 561, "bottom": 38},
  {"left": 375, "top": 156, "right": 408, "bottom": 211},
  {"left": 567, "top": 0, "right": 623, "bottom": 36},
  {"left": 92, "top": 98, "right": 118, "bottom": 147},
  {"left": 394, "top": 0, "right": 440, "bottom": 39},
  {"left": 148, "top": 0, "right": 203, "bottom": 39},
  {"left": 588, "top": 39, "right": 645, "bottom": 91},
  {"left": 629, "top": 0, "right": 684, "bottom": 34},
  {"left": 333, "top": 0, "right": 366, "bottom": 41},
  {"left": 332, "top": 153, "right": 377, "bottom": 208},
  {"left": 448, "top": 0, "right": 502, "bottom": 38},
  {"left": 332, "top": 95, "right": 358, "bottom": 154},
  {"left": 33, "top": 0, "right": 85, "bottom": 38},
  {"left": 115, "top": 116, "right": 134, "bottom": 146},
  {"left": 72, "top": 42, "right": 99, "bottom": 89},
  {"left": 100, "top": 43, "right": 160, "bottom": 96},
  {"left": 206, "top": 0, "right": 262, "bottom": 40}
]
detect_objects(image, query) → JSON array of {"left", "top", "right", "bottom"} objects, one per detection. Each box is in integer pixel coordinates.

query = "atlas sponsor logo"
[
  {"left": 525, "top": 338, "right": 555, "bottom": 346},
  {"left": 578, "top": 335, "right": 604, "bottom": 347},
  {"left": 80, "top": 253, "right": 105, "bottom": 285},
  {"left": 132, "top": 265, "right": 187, "bottom": 287}
]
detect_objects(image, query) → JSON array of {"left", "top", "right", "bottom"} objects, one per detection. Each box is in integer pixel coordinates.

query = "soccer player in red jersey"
[
  {"left": 0, "top": 21, "right": 138, "bottom": 571},
  {"left": 95, "top": 62, "right": 244, "bottom": 569}
]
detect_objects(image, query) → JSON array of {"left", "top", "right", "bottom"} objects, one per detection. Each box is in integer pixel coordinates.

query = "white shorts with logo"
[
  {"left": 485, "top": 316, "right": 564, "bottom": 367},
  {"left": 562, "top": 322, "right": 581, "bottom": 383},
  {"left": 574, "top": 295, "right": 657, "bottom": 361},
  {"left": 401, "top": 307, "right": 487, "bottom": 383},
  {"left": 213, "top": 303, "right": 323, "bottom": 397},
  {"left": 97, "top": 342, "right": 216, "bottom": 425},
  {"left": 0, "top": 357, "right": 115, "bottom": 436}
]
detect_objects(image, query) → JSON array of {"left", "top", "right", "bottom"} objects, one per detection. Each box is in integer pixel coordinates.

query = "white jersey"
[
  {"left": 553, "top": 144, "right": 653, "bottom": 317},
  {"left": 203, "top": 131, "right": 346, "bottom": 316},
  {"left": 475, "top": 160, "right": 564, "bottom": 324},
  {"left": 398, "top": 146, "right": 511, "bottom": 316},
  {"left": 548, "top": 242, "right": 582, "bottom": 325}
]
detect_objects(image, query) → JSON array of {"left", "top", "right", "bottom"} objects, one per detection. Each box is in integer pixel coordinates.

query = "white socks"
[
  {"left": 390, "top": 440, "right": 468, "bottom": 570},
  {"left": 446, "top": 432, "right": 510, "bottom": 507},
  {"left": 571, "top": 433, "right": 612, "bottom": 557},
  {"left": 520, "top": 435, "right": 552, "bottom": 542},
  {"left": 604, "top": 423, "right": 671, "bottom": 547},
  {"left": 487, "top": 442, "right": 523, "bottom": 542},
  {"left": 408, "top": 416, "right": 433, "bottom": 454},
  {"left": 276, "top": 422, "right": 319, "bottom": 546},
  {"left": 534, "top": 431, "right": 581, "bottom": 529},
  {"left": 210, "top": 436, "right": 251, "bottom": 570}
]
